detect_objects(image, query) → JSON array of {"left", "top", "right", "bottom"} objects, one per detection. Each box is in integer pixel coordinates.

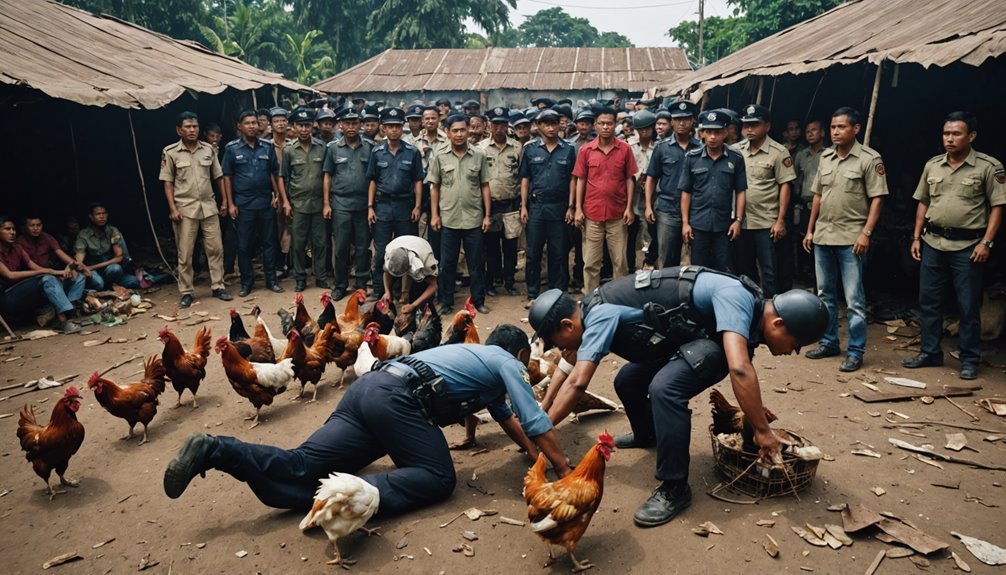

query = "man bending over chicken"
[
  {"left": 528, "top": 266, "right": 828, "bottom": 527},
  {"left": 164, "top": 324, "right": 570, "bottom": 517}
]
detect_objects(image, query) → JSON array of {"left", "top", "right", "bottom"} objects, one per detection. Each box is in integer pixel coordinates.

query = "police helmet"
[
  {"left": 772, "top": 289, "right": 828, "bottom": 348},
  {"left": 633, "top": 110, "right": 656, "bottom": 129},
  {"left": 528, "top": 288, "right": 571, "bottom": 345}
]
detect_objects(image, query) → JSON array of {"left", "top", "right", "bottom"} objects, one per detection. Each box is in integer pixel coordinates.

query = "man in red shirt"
[
  {"left": 17, "top": 215, "right": 79, "bottom": 270},
  {"left": 573, "top": 107, "right": 638, "bottom": 294}
]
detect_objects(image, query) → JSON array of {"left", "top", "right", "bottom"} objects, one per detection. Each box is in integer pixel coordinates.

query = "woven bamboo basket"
[{"left": 709, "top": 425, "right": 820, "bottom": 499}]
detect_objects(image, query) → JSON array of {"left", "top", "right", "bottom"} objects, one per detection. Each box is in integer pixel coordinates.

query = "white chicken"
[
  {"left": 256, "top": 316, "right": 288, "bottom": 360},
  {"left": 353, "top": 341, "right": 379, "bottom": 378},
  {"left": 300, "top": 472, "right": 381, "bottom": 566}
]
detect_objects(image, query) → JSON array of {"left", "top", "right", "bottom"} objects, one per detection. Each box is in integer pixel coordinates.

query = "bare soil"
[{"left": 1, "top": 279, "right": 1004, "bottom": 575}]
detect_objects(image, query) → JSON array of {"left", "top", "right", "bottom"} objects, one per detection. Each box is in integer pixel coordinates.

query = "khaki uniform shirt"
[
  {"left": 158, "top": 140, "right": 222, "bottom": 219},
  {"left": 75, "top": 225, "right": 122, "bottom": 265},
  {"left": 811, "top": 141, "right": 888, "bottom": 246},
  {"left": 737, "top": 136, "right": 796, "bottom": 230},
  {"left": 913, "top": 149, "right": 1006, "bottom": 251},
  {"left": 282, "top": 138, "right": 327, "bottom": 214},
  {"left": 427, "top": 145, "right": 490, "bottom": 229},
  {"left": 794, "top": 145, "right": 825, "bottom": 201},
  {"left": 384, "top": 235, "right": 439, "bottom": 281},
  {"left": 630, "top": 139, "right": 655, "bottom": 215},
  {"left": 478, "top": 137, "right": 521, "bottom": 201},
  {"left": 415, "top": 130, "right": 449, "bottom": 172}
]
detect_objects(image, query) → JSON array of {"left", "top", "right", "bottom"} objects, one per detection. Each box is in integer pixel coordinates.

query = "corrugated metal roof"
[
  {"left": 0, "top": 0, "right": 311, "bottom": 109},
  {"left": 314, "top": 47, "right": 691, "bottom": 93},
  {"left": 655, "top": 0, "right": 1006, "bottom": 97}
]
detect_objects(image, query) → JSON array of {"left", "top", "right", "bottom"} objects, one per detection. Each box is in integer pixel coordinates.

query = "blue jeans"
[
  {"left": 87, "top": 263, "right": 125, "bottom": 291},
  {"left": 814, "top": 244, "right": 867, "bottom": 357},
  {"left": 438, "top": 226, "right": 485, "bottom": 307},
  {"left": 203, "top": 371, "right": 456, "bottom": 517},
  {"left": 237, "top": 207, "right": 278, "bottom": 288},
  {"left": 525, "top": 204, "right": 568, "bottom": 299},
  {"left": 1, "top": 273, "right": 85, "bottom": 318},
  {"left": 919, "top": 243, "right": 983, "bottom": 365}
]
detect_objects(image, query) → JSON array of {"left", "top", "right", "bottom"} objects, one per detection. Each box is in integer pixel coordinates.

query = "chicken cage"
[{"left": 708, "top": 426, "right": 820, "bottom": 500}]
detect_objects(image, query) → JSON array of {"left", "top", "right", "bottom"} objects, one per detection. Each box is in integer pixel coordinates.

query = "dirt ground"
[{"left": 1, "top": 278, "right": 1004, "bottom": 575}]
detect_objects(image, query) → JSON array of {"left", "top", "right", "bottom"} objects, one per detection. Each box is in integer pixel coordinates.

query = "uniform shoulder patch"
[
  {"left": 875, "top": 162, "right": 886, "bottom": 176},
  {"left": 783, "top": 156, "right": 793, "bottom": 168},
  {"left": 995, "top": 167, "right": 1005, "bottom": 184}
]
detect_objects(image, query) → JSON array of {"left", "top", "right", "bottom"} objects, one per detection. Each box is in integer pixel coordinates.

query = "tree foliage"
[{"left": 499, "top": 7, "right": 633, "bottom": 48}]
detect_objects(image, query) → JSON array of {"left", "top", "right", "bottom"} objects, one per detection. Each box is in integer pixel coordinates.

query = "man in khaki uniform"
[
  {"left": 479, "top": 107, "right": 522, "bottom": 296},
  {"left": 280, "top": 108, "right": 330, "bottom": 292},
  {"left": 428, "top": 113, "right": 491, "bottom": 314},
  {"left": 415, "top": 106, "right": 448, "bottom": 255},
  {"left": 903, "top": 111, "right": 1004, "bottom": 380},
  {"left": 159, "top": 111, "right": 232, "bottom": 307},
  {"left": 735, "top": 104, "right": 796, "bottom": 298},
  {"left": 802, "top": 107, "right": 887, "bottom": 373},
  {"left": 793, "top": 120, "right": 826, "bottom": 280}
]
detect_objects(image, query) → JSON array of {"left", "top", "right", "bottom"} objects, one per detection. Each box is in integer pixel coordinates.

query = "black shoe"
[
  {"left": 277, "top": 267, "right": 291, "bottom": 280},
  {"left": 294, "top": 281, "right": 307, "bottom": 293},
  {"left": 633, "top": 483, "right": 692, "bottom": 527},
  {"left": 439, "top": 304, "right": 454, "bottom": 315},
  {"left": 179, "top": 294, "right": 193, "bottom": 308},
  {"left": 212, "top": 289, "right": 233, "bottom": 302},
  {"left": 805, "top": 346, "right": 841, "bottom": 359},
  {"left": 839, "top": 355, "right": 863, "bottom": 372},
  {"left": 332, "top": 288, "right": 348, "bottom": 301},
  {"left": 266, "top": 283, "right": 284, "bottom": 293},
  {"left": 486, "top": 287, "right": 498, "bottom": 297},
  {"left": 506, "top": 287, "right": 520, "bottom": 296},
  {"left": 238, "top": 286, "right": 252, "bottom": 297},
  {"left": 959, "top": 364, "right": 978, "bottom": 380},
  {"left": 614, "top": 432, "right": 655, "bottom": 449},
  {"left": 164, "top": 433, "right": 214, "bottom": 499},
  {"left": 475, "top": 304, "right": 490, "bottom": 314},
  {"left": 902, "top": 351, "right": 944, "bottom": 369},
  {"left": 315, "top": 280, "right": 332, "bottom": 290}
]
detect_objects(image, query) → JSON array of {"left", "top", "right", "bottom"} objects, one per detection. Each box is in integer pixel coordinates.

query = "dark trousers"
[
  {"left": 485, "top": 230, "right": 518, "bottom": 289},
  {"left": 292, "top": 211, "right": 328, "bottom": 284},
  {"left": 371, "top": 208, "right": 418, "bottom": 291},
  {"left": 919, "top": 243, "right": 984, "bottom": 365},
  {"left": 220, "top": 214, "right": 238, "bottom": 274},
  {"left": 438, "top": 226, "right": 485, "bottom": 307},
  {"left": 691, "top": 229, "right": 734, "bottom": 273},
  {"left": 566, "top": 224, "right": 584, "bottom": 286},
  {"left": 626, "top": 219, "right": 642, "bottom": 272},
  {"left": 774, "top": 209, "right": 796, "bottom": 293},
  {"left": 333, "top": 209, "right": 371, "bottom": 291},
  {"left": 525, "top": 208, "right": 568, "bottom": 299},
  {"left": 646, "top": 220, "right": 659, "bottom": 264},
  {"left": 205, "top": 372, "right": 455, "bottom": 517},
  {"left": 614, "top": 357, "right": 721, "bottom": 483},
  {"left": 237, "top": 207, "right": 278, "bottom": 288},
  {"left": 735, "top": 228, "right": 777, "bottom": 298}
]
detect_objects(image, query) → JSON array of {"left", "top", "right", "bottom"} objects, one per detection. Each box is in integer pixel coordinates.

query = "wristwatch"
[
  {"left": 981, "top": 239, "right": 994, "bottom": 249},
  {"left": 733, "top": 216, "right": 745, "bottom": 223}
]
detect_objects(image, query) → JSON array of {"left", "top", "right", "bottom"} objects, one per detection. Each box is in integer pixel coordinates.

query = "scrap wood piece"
[
  {"left": 99, "top": 354, "right": 143, "bottom": 376},
  {"left": 43, "top": 551, "right": 81, "bottom": 569},
  {"left": 920, "top": 420, "right": 1004, "bottom": 434},
  {"left": 944, "top": 433, "right": 968, "bottom": 452},
  {"left": 875, "top": 518, "right": 948, "bottom": 555},
  {"left": 951, "top": 532, "right": 1006, "bottom": 566},
  {"left": 888, "top": 437, "right": 1006, "bottom": 471},
  {"left": 864, "top": 549, "right": 885, "bottom": 575},
  {"left": 853, "top": 385, "right": 980, "bottom": 403},
  {"left": 951, "top": 551, "right": 972, "bottom": 572},
  {"left": 978, "top": 398, "right": 1006, "bottom": 417},
  {"left": 883, "top": 376, "right": 927, "bottom": 389},
  {"left": 842, "top": 503, "right": 884, "bottom": 533}
]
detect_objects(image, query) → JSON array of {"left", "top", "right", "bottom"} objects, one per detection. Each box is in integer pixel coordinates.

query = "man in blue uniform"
[
  {"left": 164, "top": 325, "right": 571, "bottom": 518},
  {"left": 222, "top": 110, "right": 285, "bottom": 297},
  {"left": 366, "top": 107, "right": 424, "bottom": 295},
  {"left": 681, "top": 110, "right": 747, "bottom": 273},
  {"left": 529, "top": 267, "right": 827, "bottom": 527}
]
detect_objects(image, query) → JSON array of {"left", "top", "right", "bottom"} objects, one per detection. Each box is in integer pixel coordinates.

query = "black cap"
[
  {"left": 655, "top": 109, "right": 673, "bottom": 121},
  {"left": 528, "top": 288, "right": 566, "bottom": 343},
  {"left": 632, "top": 110, "right": 656, "bottom": 129},
  {"left": 405, "top": 104, "right": 425, "bottom": 119},
  {"left": 380, "top": 107, "right": 405, "bottom": 124},
  {"left": 536, "top": 109, "right": 560, "bottom": 123},
  {"left": 462, "top": 99, "right": 481, "bottom": 110},
  {"left": 669, "top": 100, "right": 698, "bottom": 118},
  {"left": 698, "top": 110, "right": 728, "bottom": 129},
  {"left": 316, "top": 108, "right": 336, "bottom": 122},
  {"left": 289, "top": 107, "right": 315, "bottom": 124},
  {"left": 336, "top": 107, "right": 360, "bottom": 121},
  {"left": 531, "top": 97, "right": 556, "bottom": 108},
  {"left": 552, "top": 104, "right": 573, "bottom": 120},
  {"left": 435, "top": 98, "right": 451, "bottom": 106},
  {"left": 269, "top": 106, "right": 288, "bottom": 119},
  {"left": 740, "top": 104, "right": 771, "bottom": 123},
  {"left": 351, "top": 98, "right": 366, "bottom": 106},
  {"left": 510, "top": 110, "right": 530, "bottom": 126},
  {"left": 574, "top": 109, "right": 596, "bottom": 122},
  {"left": 361, "top": 105, "right": 380, "bottom": 120},
  {"left": 489, "top": 106, "right": 510, "bottom": 123},
  {"left": 556, "top": 98, "right": 573, "bottom": 106}
]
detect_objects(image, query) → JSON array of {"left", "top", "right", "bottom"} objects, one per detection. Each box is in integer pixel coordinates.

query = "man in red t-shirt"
[
  {"left": 17, "top": 215, "right": 79, "bottom": 270},
  {"left": 573, "top": 107, "right": 638, "bottom": 294}
]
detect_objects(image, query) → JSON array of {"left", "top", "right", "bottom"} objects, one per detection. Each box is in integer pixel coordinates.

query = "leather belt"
[{"left": 924, "top": 221, "right": 985, "bottom": 241}]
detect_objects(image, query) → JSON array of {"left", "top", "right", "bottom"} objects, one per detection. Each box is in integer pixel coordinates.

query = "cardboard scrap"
[
  {"left": 884, "top": 376, "right": 926, "bottom": 389},
  {"left": 978, "top": 399, "right": 1006, "bottom": 417},
  {"left": 951, "top": 532, "right": 1006, "bottom": 566},
  {"left": 945, "top": 433, "right": 967, "bottom": 452},
  {"left": 840, "top": 503, "right": 949, "bottom": 555}
]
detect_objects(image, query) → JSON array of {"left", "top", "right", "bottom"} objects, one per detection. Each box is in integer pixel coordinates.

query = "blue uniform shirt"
[
  {"left": 519, "top": 138, "right": 577, "bottom": 210},
  {"left": 366, "top": 141, "right": 424, "bottom": 200},
  {"left": 404, "top": 344, "right": 552, "bottom": 438},
  {"left": 679, "top": 146, "right": 747, "bottom": 232},
  {"left": 323, "top": 137, "right": 373, "bottom": 212},
  {"left": 647, "top": 137, "right": 702, "bottom": 213},
  {"left": 221, "top": 138, "right": 278, "bottom": 210}
]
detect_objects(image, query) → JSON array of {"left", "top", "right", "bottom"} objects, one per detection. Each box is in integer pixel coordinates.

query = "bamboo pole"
[
  {"left": 864, "top": 61, "right": 883, "bottom": 147},
  {"left": 756, "top": 77, "right": 764, "bottom": 105}
]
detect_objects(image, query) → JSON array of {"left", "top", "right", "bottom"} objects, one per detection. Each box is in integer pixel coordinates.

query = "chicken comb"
[
  {"left": 355, "top": 289, "right": 367, "bottom": 303},
  {"left": 319, "top": 291, "right": 331, "bottom": 307},
  {"left": 87, "top": 372, "right": 102, "bottom": 387},
  {"left": 597, "top": 431, "right": 615, "bottom": 447},
  {"left": 294, "top": 292, "right": 304, "bottom": 306},
  {"left": 464, "top": 297, "right": 476, "bottom": 317},
  {"left": 229, "top": 309, "right": 239, "bottom": 318},
  {"left": 64, "top": 386, "right": 81, "bottom": 398},
  {"left": 158, "top": 325, "right": 171, "bottom": 337},
  {"left": 214, "top": 335, "right": 229, "bottom": 347},
  {"left": 376, "top": 299, "right": 388, "bottom": 313}
]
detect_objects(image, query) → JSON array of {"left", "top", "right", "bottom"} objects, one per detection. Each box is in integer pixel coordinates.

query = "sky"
[{"left": 506, "top": 0, "right": 734, "bottom": 48}]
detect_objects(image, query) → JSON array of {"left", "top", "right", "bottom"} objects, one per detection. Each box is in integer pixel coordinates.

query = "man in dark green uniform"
[{"left": 281, "top": 108, "right": 329, "bottom": 292}]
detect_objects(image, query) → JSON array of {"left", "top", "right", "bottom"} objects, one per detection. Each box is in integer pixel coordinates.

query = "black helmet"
[
  {"left": 772, "top": 289, "right": 828, "bottom": 347},
  {"left": 528, "top": 288, "right": 564, "bottom": 336}
]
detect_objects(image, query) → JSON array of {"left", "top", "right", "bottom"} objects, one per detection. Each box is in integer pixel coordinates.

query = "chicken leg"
[
  {"left": 568, "top": 551, "right": 593, "bottom": 573},
  {"left": 244, "top": 407, "right": 262, "bottom": 429},
  {"left": 326, "top": 541, "right": 357, "bottom": 567}
]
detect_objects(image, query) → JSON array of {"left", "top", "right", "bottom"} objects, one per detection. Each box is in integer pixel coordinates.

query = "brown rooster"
[
  {"left": 709, "top": 388, "right": 777, "bottom": 453},
  {"left": 336, "top": 289, "right": 368, "bottom": 332},
  {"left": 442, "top": 298, "right": 478, "bottom": 345},
  {"left": 229, "top": 309, "right": 276, "bottom": 363},
  {"left": 17, "top": 387, "right": 86, "bottom": 499},
  {"left": 88, "top": 356, "right": 167, "bottom": 444},
  {"left": 280, "top": 324, "right": 339, "bottom": 401},
  {"left": 524, "top": 432, "right": 615, "bottom": 572},
  {"left": 330, "top": 325, "right": 366, "bottom": 388},
  {"left": 159, "top": 325, "right": 211, "bottom": 408},
  {"left": 215, "top": 337, "right": 296, "bottom": 428}
]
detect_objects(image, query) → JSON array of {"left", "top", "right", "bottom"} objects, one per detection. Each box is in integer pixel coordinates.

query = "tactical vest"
[{"left": 582, "top": 266, "right": 763, "bottom": 364}]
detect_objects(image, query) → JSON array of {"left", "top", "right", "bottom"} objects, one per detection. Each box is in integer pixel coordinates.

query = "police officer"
[
  {"left": 531, "top": 97, "right": 556, "bottom": 110},
  {"left": 645, "top": 100, "right": 701, "bottom": 268},
  {"left": 681, "top": 110, "right": 747, "bottom": 273},
  {"left": 404, "top": 103, "right": 425, "bottom": 145},
  {"left": 323, "top": 107, "right": 374, "bottom": 300},
  {"left": 629, "top": 110, "right": 657, "bottom": 272},
  {"left": 520, "top": 110, "right": 577, "bottom": 309},
  {"left": 528, "top": 268, "right": 827, "bottom": 527},
  {"left": 654, "top": 109, "right": 672, "bottom": 142},
  {"left": 480, "top": 107, "right": 522, "bottom": 296},
  {"left": 511, "top": 111, "right": 532, "bottom": 145},
  {"left": 367, "top": 107, "right": 424, "bottom": 295},
  {"left": 903, "top": 111, "right": 1004, "bottom": 380},
  {"left": 735, "top": 104, "right": 796, "bottom": 298},
  {"left": 315, "top": 108, "right": 338, "bottom": 144},
  {"left": 793, "top": 120, "right": 826, "bottom": 280},
  {"left": 361, "top": 105, "right": 381, "bottom": 142},
  {"left": 280, "top": 107, "right": 329, "bottom": 292},
  {"left": 164, "top": 325, "right": 571, "bottom": 517},
  {"left": 74, "top": 203, "right": 130, "bottom": 290},
  {"left": 159, "top": 111, "right": 232, "bottom": 307},
  {"left": 462, "top": 99, "right": 481, "bottom": 117},
  {"left": 222, "top": 109, "right": 285, "bottom": 297},
  {"left": 266, "top": 107, "right": 293, "bottom": 280},
  {"left": 802, "top": 107, "right": 887, "bottom": 373}
]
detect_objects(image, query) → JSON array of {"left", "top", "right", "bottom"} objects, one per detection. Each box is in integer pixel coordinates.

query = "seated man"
[
  {"left": 382, "top": 234, "right": 438, "bottom": 314},
  {"left": 17, "top": 214, "right": 80, "bottom": 271},
  {"left": 0, "top": 216, "right": 83, "bottom": 333},
  {"left": 163, "top": 324, "right": 571, "bottom": 518},
  {"left": 74, "top": 203, "right": 140, "bottom": 290}
]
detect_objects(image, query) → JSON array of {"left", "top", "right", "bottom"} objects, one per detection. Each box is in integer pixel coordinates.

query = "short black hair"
[
  {"left": 88, "top": 202, "right": 107, "bottom": 214},
  {"left": 486, "top": 324, "right": 531, "bottom": 358},
  {"left": 176, "top": 111, "right": 199, "bottom": 127},
  {"left": 537, "top": 293, "right": 577, "bottom": 340},
  {"left": 944, "top": 111, "right": 977, "bottom": 133},
  {"left": 203, "top": 122, "right": 221, "bottom": 134},
  {"left": 446, "top": 113, "right": 469, "bottom": 127},
  {"left": 237, "top": 110, "right": 257, "bottom": 122},
  {"left": 22, "top": 213, "right": 42, "bottom": 224},
  {"left": 0, "top": 215, "right": 13, "bottom": 227},
  {"left": 255, "top": 108, "right": 270, "bottom": 118},
  {"left": 594, "top": 107, "right": 617, "bottom": 121},
  {"left": 806, "top": 118, "right": 824, "bottom": 130},
  {"left": 832, "top": 107, "right": 861, "bottom": 126}
]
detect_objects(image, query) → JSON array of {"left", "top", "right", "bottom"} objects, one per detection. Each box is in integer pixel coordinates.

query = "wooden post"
[
  {"left": 768, "top": 77, "right": 777, "bottom": 109},
  {"left": 756, "top": 77, "right": 764, "bottom": 105},
  {"left": 864, "top": 61, "right": 883, "bottom": 147}
]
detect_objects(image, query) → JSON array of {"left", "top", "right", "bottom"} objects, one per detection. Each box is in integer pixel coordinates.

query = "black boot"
[{"left": 633, "top": 482, "right": 692, "bottom": 527}]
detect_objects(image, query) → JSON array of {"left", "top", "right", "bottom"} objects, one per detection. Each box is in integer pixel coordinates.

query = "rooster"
[
  {"left": 336, "top": 289, "right": 368, "bottom": 332},
  {"left": 317, "top": 291, "right": 337, "bottom": 331},
  {"left": 229, "top": 309, "right": 277, "bottom": 363},
  {"left": 17, "top": 387, "right": 86, "bottom": 499},
  {"left": 442, "top": 298, "right": 479, "bottom": 345},
  {"left": 159, "top": 325, "right": 211, "bottom": 408},
  {"left": 280, "top": 325, "right": 339, "bottom": 401},
  {"left": 407, "top": 304, "right": 442, "bottom": 354},
  {"left": 368, "top": 298, "right": 396, "bottom": 335},
  {"left": 228, "top": 308, "right": 251, "bottom": 341},
  {"left": 524, "top": 432, "right": 615, "bottom": 573},
  {"left": 709, "top": 388, "right": 777, "bottom": 453},
  {"left": 300, "top": 472, "right": 381, "bottom": 566},
  {"left": 88, "top": 356, "right": 166, "bottom": 444},
  {"left": 215, "top": 337, "right": 295, "bottom": 428},
  {"left": 255, "top": 315, "right": 288, "bottom": 360},
  {"left": 362, "top": 322, "right": 411, "bottom": 362}
]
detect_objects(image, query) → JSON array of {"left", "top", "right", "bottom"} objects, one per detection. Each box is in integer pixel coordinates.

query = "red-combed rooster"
[
  {"left": 229, "top": 309, "right": 277, "bottom": 363},
  {"left": 442, "top": 298, "right": 478, "bottom": 345},
  {"left": 215, "top": 337, "right": 295, "bottom": 428},
  {"left": 523, "top": 432, "right": 615, "bottom": 573},
  {"left": 88, "top": 356, "right": 167, "bottom": 445},
  {"left": 317, "top": 291, "right": 337, "bottom": 331},
  {"left": 336, "top": 289, "right": 368, "bottom": 332},
  {"left": 280, "top": 325, "right": 340, "bottom": 401},
  {"left": 17, "top": 387, "right": 86, "bottom": 499},
  {"left": 159, "top": 325, "right": 211, "bottom": 408}
]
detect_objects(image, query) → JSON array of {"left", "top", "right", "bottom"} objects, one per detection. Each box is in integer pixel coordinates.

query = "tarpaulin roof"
[
  {"left": 313, "top": 47, "right": 691, "bottom": 93},
  {"left": 655, "top": 0, "right": 1006, "bottom": 97},
  {"left": 0, "top": 0, "right": 311, "bottom": 109}
]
